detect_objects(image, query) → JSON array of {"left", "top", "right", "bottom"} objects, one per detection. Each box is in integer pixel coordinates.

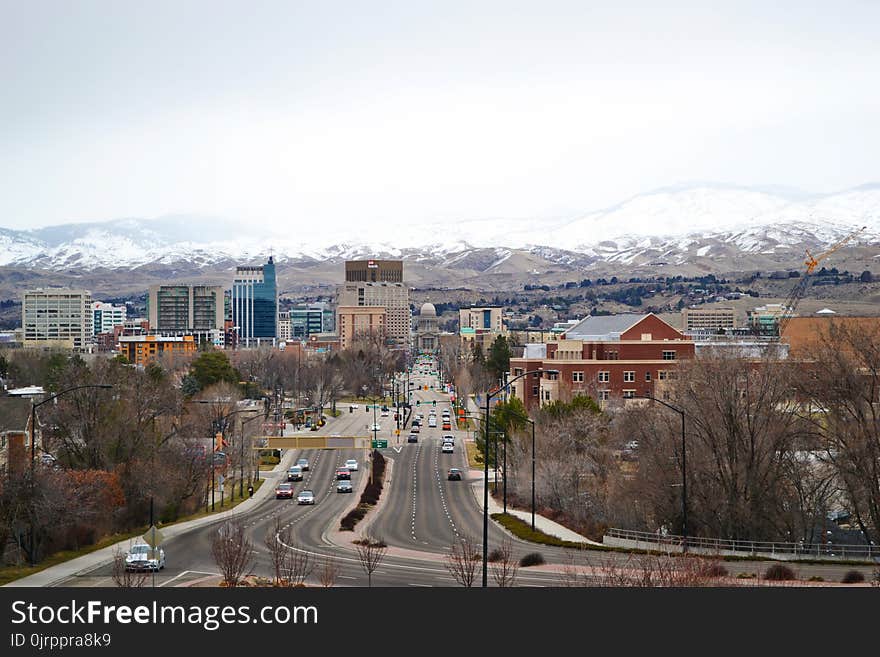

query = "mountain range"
[{"left": 1, "top": 183, "right": 878, "bottom": 297}]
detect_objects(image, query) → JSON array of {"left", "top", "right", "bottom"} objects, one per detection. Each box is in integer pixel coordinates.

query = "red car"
[
  {"left": 336, "top": 468, "right": 351, "bottom": 480},
  {"left": 275, "top": 483, "right": 294, "bottom": 499}
]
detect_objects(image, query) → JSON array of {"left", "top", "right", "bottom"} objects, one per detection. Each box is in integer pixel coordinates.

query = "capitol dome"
[{"left": 420, "top": 302, "right": 437, "bottom": 317}]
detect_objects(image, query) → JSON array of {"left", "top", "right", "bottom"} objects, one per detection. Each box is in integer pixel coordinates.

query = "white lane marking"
[{"left": 158, "top": 570, "right": 219, "bottom": 587}]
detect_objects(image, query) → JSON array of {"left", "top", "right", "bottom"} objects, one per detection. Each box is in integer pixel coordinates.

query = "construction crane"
[{"left": 775, "top": 225, "right": 866, "bottom": 338}]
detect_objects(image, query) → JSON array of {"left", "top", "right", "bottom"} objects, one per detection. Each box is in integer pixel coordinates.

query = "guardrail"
[{"left": 604, "top": 528, "right": 880, "bottom": 561}]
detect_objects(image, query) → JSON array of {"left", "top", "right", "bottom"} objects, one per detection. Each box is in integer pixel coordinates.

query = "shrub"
[
  {"left": 699, "top": 562, "right": 728, "bottom": 578},
  {"left": 841, "top": 570, "right": 865, "bottom": 584},
  {"left": 763, "top": 564, "right": 796, "bottom": 581},
  {"left": 520, "top": 552, "right": 545, "bottom": 567},
  {"left": 808, "top": 576, "right": 824, "bottom": 582},
  {"left": 487, "top": 548, "right": 504, "bottom": 563},
  {"left": 736, "top": 572, "right": 756, "bottom": 579}
]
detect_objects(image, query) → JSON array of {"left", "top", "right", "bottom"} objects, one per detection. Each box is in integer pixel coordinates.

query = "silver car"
[
  {"left": 125, "top": 542, "right": 165, "bottom": 571},
  {"left": 297, "top": 489, "right": 316, "bottom": 505}
]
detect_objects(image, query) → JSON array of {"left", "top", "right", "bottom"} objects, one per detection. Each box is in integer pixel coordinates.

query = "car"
[
  {"left": 275, "top": 482, "right": 295, "bottom": 499},
  {"left": 416, "top": 413, "right": 424, "bottom": 421},
  {"left": 447, "top": 468, "right": 463, "bottom": 481},
  {"left": 336, "top": 468, "right": 351, "bottom": 480},
  {"left": 441, "top": 442, "right": 454, "bottom": 454},
  {"left": 350, "top": 403, "right": 360, "bottom": 410},
  {"left": 125, "top": 542, "right": 166, "bottom": 571},
  {"left": 287, "top": 465, "right": 303, "bottom": 481},
  {"left": 297, "top": 458, "right": 310, "bottom": 471},
  {"left": 441, "top": 422, "right": 451, "bottom": 431},
  {"left": 337, "top": 480, "right": 353, "bottom": 493},
  {"left": 380, "top": 409, "right": 389, "bottom": 417},
  {"left": 411, "top": 424, "right": 420, "bottom": 433},
  {"left": 407, "top": 433, "right": 418, "bottom": 443},
  {"left": 442, "top": 434, "right": 455, "bottom": 444},
  {"left": 428, "top": 417, "right": 437, "bottom": 427},
  {"left": 370, "top": 423, "right": 381, "bottom": 432},
  {"left": 297, "top": 490, "right": 315, "bottom": 505}
]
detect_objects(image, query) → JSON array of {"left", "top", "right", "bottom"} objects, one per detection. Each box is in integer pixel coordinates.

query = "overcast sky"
[{"left": 2, "top": 0, "right": 879, "bottom": 232}]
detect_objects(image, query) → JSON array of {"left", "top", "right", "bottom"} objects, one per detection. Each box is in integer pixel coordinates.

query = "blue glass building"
[{"left": 231, "top": 256, "right": 278, "bottom": 346}]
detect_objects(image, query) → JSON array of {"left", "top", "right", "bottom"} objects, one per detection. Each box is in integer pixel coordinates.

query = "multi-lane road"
[{"left": 57, "top": 362, "right": 870, "bottom": 586}]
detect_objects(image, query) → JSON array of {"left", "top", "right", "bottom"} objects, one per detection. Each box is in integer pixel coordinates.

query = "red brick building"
[{"left": 509, "top": 313, "right": 694, "bottom": 408}]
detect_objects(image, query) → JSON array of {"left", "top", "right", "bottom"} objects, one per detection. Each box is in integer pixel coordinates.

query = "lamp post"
[
  {"left": 238, "top": 413, "right": 263, "bottom": 497},
  {"left": 480, "top": 368, "right": 556, "bottom": 587},
  {"left": 632, "top": 394, "right": 688, "bottom": 553},
  {"left": 28, "top": 384, "right": 113, "bottom": 565},
  {"left": 525, "top": 418, "right": 536, "bottom": 531}
]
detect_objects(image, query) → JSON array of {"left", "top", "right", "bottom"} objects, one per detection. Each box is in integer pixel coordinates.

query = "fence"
[{"left": 604, "top": 528, "right": 880, "bottom": 562}]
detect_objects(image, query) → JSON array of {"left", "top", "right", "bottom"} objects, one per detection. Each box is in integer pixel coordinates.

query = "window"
[
  {"left": 514, "top": 368, "right": 524, "bottom": 377},
  {"left": 623, "top": 371, "right": 635, "bottom": 382},
  {"left": 645, "top": 371, "right": 652, "bottom": 382},
  {"left": 607, "top": 350, "right": 619, "bottom": 360},
  {"left": 572, "top": 371, "right": 584, "bottom": 383},
  {"left": 622, "top": 390, "right": 635, "bottom": 399},
  {"left": 598, "top": 371, "right": 609, "bottom": 383},
  {"left": 658, "top": 370, "right": 668, "bottom": 380},
  {"left": 547, "top": 371, "right": 559, "bottom": 380},
  {"left": 662, "top": 350, "right": 676, "bottom": 360},
  {"left": 599, "top": 390, "right": 610, "bottom": 401},
  {"left": 532, "top": 386, "right": 539, "bottom": 396}
]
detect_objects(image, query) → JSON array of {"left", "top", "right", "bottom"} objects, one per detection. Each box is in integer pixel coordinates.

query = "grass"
[
  {"left": 466, "top": 441, "right": 484, "bottom": 468},
  {"left": 0, "top": 479, "right": 265, "bottom": 586}
]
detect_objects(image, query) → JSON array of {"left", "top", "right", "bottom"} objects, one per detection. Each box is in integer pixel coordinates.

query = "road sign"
[
  {"left": 371, "top": 440, "right": 388, "bottom": 448},
  {"left": 142, "top": 524, "right": 164, "bottom": 549}
]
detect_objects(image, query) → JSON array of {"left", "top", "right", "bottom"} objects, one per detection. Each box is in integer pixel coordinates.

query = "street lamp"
[
  {"left": 525, "top": 418, "right": 536, "bottom": 531},
  {"left": 27, "top": 383, "right": 113, "bottom": 564},
  {"left": 238, "top": 413, "right": 263, "bottom": 497},
  {"left": 480, "top": 368, "right": 556, "bottom": 587},
  {"left": 631, "top": 394, "right": 688, "bottom": 553}
]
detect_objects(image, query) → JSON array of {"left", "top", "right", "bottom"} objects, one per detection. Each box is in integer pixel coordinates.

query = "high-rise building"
[
  {"left": 337, "top": 260, "right": 410, "bottom": 349},
  {"left": 147, "top": 285, "right": 225, "bottom": 332},
  {"left": 286, "top": 302, "right": 332, "bottom": 339},
  {"left": 337, "top": 306, "right": 386, "bottom": 350},
  {"left": 231, "top": 257, "right": 278, "bottom": 347},
  {"left": 22, "top": 288, "right": 93, "bottom": 350},
  {"left": 459, "top": 306, "right": 504, "bottom": 352},
  {"left": 92, "top": 301, "right": 127, "bottom": 336}
]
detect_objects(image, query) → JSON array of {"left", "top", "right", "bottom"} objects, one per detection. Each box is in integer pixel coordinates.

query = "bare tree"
[
  {"left": 355, "top": 536, "right": 387, "bottom": 587},
  {"left": 444, "top": 533, "right": 481, "bottom": 587},
  {"left": 490, "top": 537, "right": 519, "bottom": 587},
  {"left": 318, "top": 555, "right": 342, "bottom": 587},
  {"left": 265, "top": 517, "right": 291, "bottom": 585},
  {"left": 110, "top": 546, "right": 149, "bottom": 588},
  {"left": 286, "top": 540, "right": 314, "bottom": 586},
  {"left": 211, "top": 519, "right": 254, "bottom": 587}
]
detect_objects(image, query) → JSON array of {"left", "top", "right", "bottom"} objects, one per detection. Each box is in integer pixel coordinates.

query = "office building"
[
  {"left": 337, "top": 306, "right": 387, "bottom": 350},
  {"left": 682, "top": 306, "right": 736, "bottom": 332},
  {"left": 22, "top": 288, "right": 93, "bottom": 350},
  {"left": 148, "top": 284, "right": 225, "bottom": 332},
  {"left": 337, "top": 260, "right": 410, "bottom": 349},
  {"left": 459, "top": 306, "right": 504, "bottom": 352},
  {"left": 92, "top": 301, "right": 127, "bottom": 336},
  {"left": 286, "top": 302, "right": 333, "bottom": 339},
  {"left": 231, "top": 257, "right": 278, "bottom": 347}
]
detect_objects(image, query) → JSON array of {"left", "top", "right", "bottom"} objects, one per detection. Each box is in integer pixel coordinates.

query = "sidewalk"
[{"left": 5, "top": 440, "right": 302, "bottom": 588}]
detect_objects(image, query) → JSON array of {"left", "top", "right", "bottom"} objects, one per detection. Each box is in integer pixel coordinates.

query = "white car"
[
  {"left": 441, "top": 442, "right": 454, "bottom": 454},
  {"left": 350, "top": 403, "right": 360, "bottom": 410},
  {"left": 442, "top": 434, "right": 455, "bottom": 445},
  {"left": 297, "top": 490, "right": 316, "bottom": 505},
  {"left": 370, "top": 423, "right": 381, "bottom": 432},
  {"left": 345, "top": 458, "right": 359, "bottom": 471},
  {"left": 428, "top": 417, "right": 437, "bottom": 427},
  {"left": 125, "top": 542, "right": 165, "bottom": 571},
  {"left": 380, "top": 409, "right": 389, "bottom": 417}
]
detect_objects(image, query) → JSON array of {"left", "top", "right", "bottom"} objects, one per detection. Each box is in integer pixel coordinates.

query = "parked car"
[
  {"left": 287, "top": 465, "right": 303, "bottom": 481},
  {"left": 297, "top": 458, "right": 310, "bottom": 471},
  {"left": 297, "top": 489, "right": 316, "bottom": 505},
  {"left": 407, "top": 433, "right": 419, "bottom": 443},
  {"left": 344, "top": 458, "right": 359, "bottom": 471},
  {"left": 441, "top": 442, "right": 454, "bottom": 454},
  {"left": 336, "top": 468, "right": 351, "bottom": 480},
  {"left": 447, "top": 468, "right": 463, "bottom": 481},
  {"left": 125, "top": 542, "right": 165, "bottom": 571},
  {"left": 337, "top": 480, "right": 353, "bottom": 493},
  {"left": 275, "top": 482, "right": 295, "bottom": 499}
]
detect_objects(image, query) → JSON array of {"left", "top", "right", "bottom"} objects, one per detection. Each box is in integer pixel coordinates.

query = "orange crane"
[{"left": 775, "top": 225, "right": 866, "bottom": 338}]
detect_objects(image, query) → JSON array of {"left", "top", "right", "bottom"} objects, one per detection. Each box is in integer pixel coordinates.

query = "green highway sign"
[{"left": 371, "top": 440, "right": 388, "bottom": 448}]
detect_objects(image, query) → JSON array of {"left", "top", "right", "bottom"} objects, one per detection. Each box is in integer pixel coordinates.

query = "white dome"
[{"left": 420, "top": 302, "right": 437, "bottom": 317}]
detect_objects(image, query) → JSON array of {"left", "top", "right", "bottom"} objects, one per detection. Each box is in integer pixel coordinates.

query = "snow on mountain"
[{"left": 1, "top": 184, "right": 878, "bottom": 272}]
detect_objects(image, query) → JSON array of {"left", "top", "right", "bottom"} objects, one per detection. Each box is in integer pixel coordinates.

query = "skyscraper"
[
  {"left": 231, "top": 256, "right": 278, "bottom": 347},
  {"left": 337, "top": 259, "right": 410, "bottom": 349},
  {"left": 147, "top": 285, "right": 225, "bottom": 332}
]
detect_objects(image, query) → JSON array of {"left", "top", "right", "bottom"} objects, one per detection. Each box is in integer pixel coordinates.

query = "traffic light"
[
  {"left": 416, "top": 400, "right": 421, "bottom": 406},
  {"left": 366, "top": 406, "right": 370, "bottom": 413},
  {"left": 433, "top": 400, "right": 436, "bottom": 407}
]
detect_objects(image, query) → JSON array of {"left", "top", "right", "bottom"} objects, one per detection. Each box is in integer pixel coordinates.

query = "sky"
[{"left": 1, "top": 0, "right": 879, "bottom": 233}]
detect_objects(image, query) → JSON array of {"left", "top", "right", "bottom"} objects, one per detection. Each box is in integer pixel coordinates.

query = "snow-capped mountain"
[{"left": 1, "top": 184, "right": 878, "bottom": 273}]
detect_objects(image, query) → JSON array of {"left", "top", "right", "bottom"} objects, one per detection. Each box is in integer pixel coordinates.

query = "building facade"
[
  {"left": 337, "top": 260, "right": 410, "bottom": 349},
  {"left": 231, "top": 257, "right": 278, "bottom": 346},
  {"left": 415, "top": 302, "right": 441, "bottom": 352},
  {"left": 682, "top": 306, "right": 736, "bottom": 332},
  {"left": 92, "top": 301, "right": 127, "bottom": 336},
  {"left": 509, "top": 313, "right": 695, "bottom": 409},
  {"left": 118, "top": 334, "right": 197, "bottom": 367},
  {"left": 747, "top": 303, "right": 788, "bottom": 336},
  {"left": 22, "top": 288, "right": 93, "bottom": 350},
  {"left": 337, "top": 306, "right": 387, "bottom": 350},
  {"left": 148, "top": 284, "right": 225, "bottom": 333}
]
